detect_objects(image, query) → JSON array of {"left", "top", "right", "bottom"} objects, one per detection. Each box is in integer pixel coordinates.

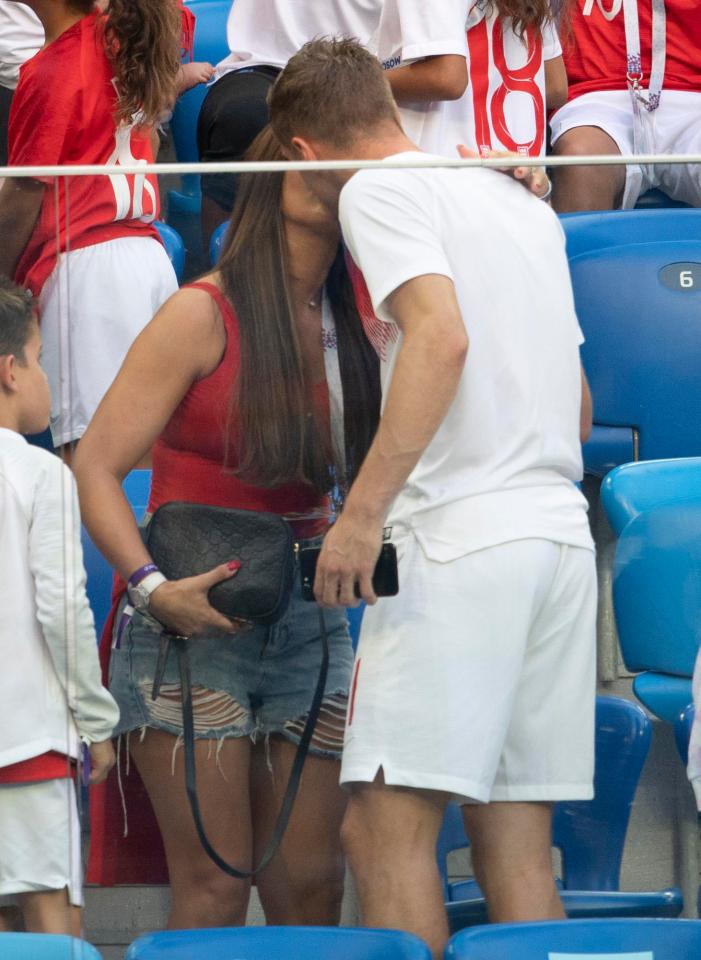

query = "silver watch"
[{"left": 127, "top": 570, "right": 167, "bottom": 613}]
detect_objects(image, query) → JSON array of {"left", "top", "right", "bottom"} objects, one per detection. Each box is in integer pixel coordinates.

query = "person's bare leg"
[
  {"left": 130, "top": 727, "right": 253, "bottom": 928},
  {"left": 19, "top": 889, "right": 80, "bottom": 936},
  {"left": 341, "top": 773, "right": 449, "bottom": 960},
  {"left": 252, "top": 734, "right": 347, "bottom": 924},
  {"left": 552, "top": 126, "right": 627, "bottom": 213},
  {"left": 462, "top": 801, "right": 565, "bottom": 923}
]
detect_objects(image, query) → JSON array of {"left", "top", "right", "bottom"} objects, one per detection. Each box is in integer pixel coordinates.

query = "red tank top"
[{"left": 149, "top": 282, "right": 330, "bottom": 537}]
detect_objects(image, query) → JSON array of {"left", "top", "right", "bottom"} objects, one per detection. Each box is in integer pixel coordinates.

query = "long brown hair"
[
  {"left": 218, "top": 127, "right": 380, "bottom": 495},
  {"left": 491, "top": 0, "right": 555, "bottom": 39},
  {"left": 71, "top": 0, "right": 181, "bottom": 126}
]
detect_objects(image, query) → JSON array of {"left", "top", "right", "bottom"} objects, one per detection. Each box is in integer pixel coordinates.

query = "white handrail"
[{"left": 0, "top": 153, "right": 700, "bottom": 179}]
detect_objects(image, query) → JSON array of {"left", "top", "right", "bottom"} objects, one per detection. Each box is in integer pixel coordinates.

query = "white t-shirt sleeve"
[
  {"left": 542, "top": 19, "right": 562, "bottom": 60},
  {"left": 378, "top": 0, "right": 468, "bottom": 65},
  {"left": 29, "top": 455, "right": 119, "bottom": 743},
  {"left": 339, "top": 168, "right": 455, "bottom": 322}
]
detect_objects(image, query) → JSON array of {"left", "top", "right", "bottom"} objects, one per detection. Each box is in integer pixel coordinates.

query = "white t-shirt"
[
  {"left": 369, "top": 0, "right": 468, "bottom": 155},
  {"left": 339, "top": 153, "right": 593, "bottom": 559},
  {"left": 215, "top": 0, "right": 383, "bottom": 81},
  {"left": 373, "top": 0, "right": 561, "bottom": 157},
  {"left": 463, "top": 2, "right": 561, "bottom": 157},
  {"left": 0, "top": 1, "right": 43, "bottom": 90}
]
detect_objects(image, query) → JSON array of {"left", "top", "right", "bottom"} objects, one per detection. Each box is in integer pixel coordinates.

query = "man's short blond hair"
[{"left": 269, "top": 37, "right": 400, "bottom": 149}]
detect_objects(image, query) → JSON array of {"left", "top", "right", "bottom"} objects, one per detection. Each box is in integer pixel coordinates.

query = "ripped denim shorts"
[{"left": 108, "top": 536, "right": 353, "bottom": 759}]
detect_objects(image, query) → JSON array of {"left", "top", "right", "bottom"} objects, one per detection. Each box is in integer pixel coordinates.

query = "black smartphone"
[{"left": 299, "top": 542, "right": 399, "bottom": 602}]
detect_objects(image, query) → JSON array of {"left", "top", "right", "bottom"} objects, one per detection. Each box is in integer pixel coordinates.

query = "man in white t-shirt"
[
  {"left": 270, "top": 39, "right": 596, "bottom": 956},
  {"left": 373, "top": 0, "right": 567, "bottom": 157}
]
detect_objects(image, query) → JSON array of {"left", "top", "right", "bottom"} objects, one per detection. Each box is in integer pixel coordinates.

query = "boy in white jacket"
[{"left": 0, "top": 277, "right": 119, "bottom": 935}]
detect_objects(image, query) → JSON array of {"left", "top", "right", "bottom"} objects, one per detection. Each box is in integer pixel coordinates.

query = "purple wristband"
[{"left": 128, "top": 563, "right": 160, "bottom": 588}]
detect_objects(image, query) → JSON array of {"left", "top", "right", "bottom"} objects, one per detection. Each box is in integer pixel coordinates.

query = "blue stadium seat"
[
  {"left": 601, "top": 458, "right": 701, "bottom": 721},
  {"left": 126, "top": 927, "right": 431, "bottom": 960},
  {"left": 82, "top": 469, "right": 151, "bottom": 636},
  {"left": 0, "top": 934, "right": 101, "bottom": 959},
  {"left": 209, "top": 218, "right": 228, "bottom": 265},
  {"left": 560, "top": 209, "right": 701, "bottom": 477},
  {"left": 154, "top": 220, "right": 186, "bottom": 282},
  {"left": 675, "top": 703, "right": 695, "bottom": 767},
  {"left": 169, "top": 0, "right": 231, "bottom": 214},
  {"left": 445, "top": 918, "right": 701, "bottom": 959},
  {"left": 438, "top": 696, "right": 682, "bottom": 929}
]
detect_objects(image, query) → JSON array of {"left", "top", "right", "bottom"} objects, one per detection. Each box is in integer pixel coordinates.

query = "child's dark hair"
[
  {"left": 0, "top": 277, "right": 37, "bottom": 364},
  {"left": 70, "top": 0, "right": 182, "bottom": 126}
]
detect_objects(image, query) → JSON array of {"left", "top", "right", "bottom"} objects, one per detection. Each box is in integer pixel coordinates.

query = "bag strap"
[{"left": 164, "top": 608, "right": 330, "bottom": 879}]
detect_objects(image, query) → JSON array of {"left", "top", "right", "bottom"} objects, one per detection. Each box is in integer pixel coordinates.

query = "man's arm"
[
  {"left": 385, "top": 54, "right": 468, "bottom": 104},
  {"left": 0, "top": 177, "right": 44, "bottom": 278},
  {"left": 314, "top": 273, "right": 468, "bottom": 608}
]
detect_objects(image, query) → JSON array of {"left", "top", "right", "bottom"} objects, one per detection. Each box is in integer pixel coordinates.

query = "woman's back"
[{"left": 150, "top": 280, "right": 330, "bottom": 534}]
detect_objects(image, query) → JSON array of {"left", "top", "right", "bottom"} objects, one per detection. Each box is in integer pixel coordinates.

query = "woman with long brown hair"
[
  {"left": 0, "top": 0, "right": 184, "bottom": 454},
  {"left": 74, "top": 127, "right": 380, "bottom": 929}
]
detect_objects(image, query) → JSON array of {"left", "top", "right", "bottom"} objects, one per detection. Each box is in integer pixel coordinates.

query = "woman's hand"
[
  {"left": 148, "top": 562, "right": 248, "bottom": 638},
  {"left": 456, "top": 145, "right": 551, "bottom": 200}
]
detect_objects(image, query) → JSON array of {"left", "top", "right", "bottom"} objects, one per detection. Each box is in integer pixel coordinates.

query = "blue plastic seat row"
[{"left": 8, "top": 919, "right": 701, "bottom": 959}]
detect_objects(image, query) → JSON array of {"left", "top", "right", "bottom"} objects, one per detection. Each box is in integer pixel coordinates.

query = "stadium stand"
[
  {"left": 154, "top": 221, "right": 186, "bottom": 283},
  {"left": 125, "top": 926, "right": 432, "bottom": 960},
  {"left": 561, "top": 209, "right": 701, "bottom": 478},
  {"left": 437, "top": 696, "right": 682, "bottom": 930},
  {"left": 168, "top": 0, "right": 230, "bottom": 214},
  {"left": 445, "top": 918, "right": 701, "bottom": 959},
  {"left": 601, "top": 458, "right": 701, "bottom": 722}
]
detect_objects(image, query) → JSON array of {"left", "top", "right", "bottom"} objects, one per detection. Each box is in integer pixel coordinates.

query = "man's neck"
[
  {"left": 29, "top": 2, "right": 86, "bottom": 45},
  {"left": 0, "top": 407, "right": 21, "bottom": 433}
]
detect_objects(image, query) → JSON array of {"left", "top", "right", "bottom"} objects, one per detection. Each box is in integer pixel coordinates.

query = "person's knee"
[{"left": 173, "top": 862, "right": 250, "bottom": 923}]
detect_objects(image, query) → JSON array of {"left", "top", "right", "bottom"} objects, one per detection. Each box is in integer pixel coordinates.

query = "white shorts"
[
  {"left": 0, "top": 778, "right": 83, "bottom": 906},
  {"left": 40, "top": 235, "right": 178, "bottom": 446},
  {"left": 340, "top": 536, "right": 597, "bottom": 804},
  {"left": 550, "top": 90, "right": 701, "bottom": 209}
]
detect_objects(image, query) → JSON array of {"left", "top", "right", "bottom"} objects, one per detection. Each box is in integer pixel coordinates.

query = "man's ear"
[
  {"left": 289, "top": 136, "right": 320, "bottom": 161},
  {"left": 0, "top": 355, "right": 18, "bottom": 392}
]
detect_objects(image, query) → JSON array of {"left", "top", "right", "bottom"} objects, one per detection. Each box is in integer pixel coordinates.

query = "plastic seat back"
[
  {"left": 154, "top": 221, "right": 186, "bottom": 282},
  {"left": 126, "top": 926, "right": 431, "bottom": 960},
  {"left": 675, "top": 702, "right": 695, "bottom": 766},
  {"left": 209, "top": 218, "right": 228, "bottom": 265},
  {"left": 169, "top": 0, "right": 230, "bottom": 211},
  {"left": 437, "top": 696, "right": 651, "bottom": 892},
  {"left": 560, "top": 210, "right": 701, "bottom": 473},
  {"left": 0, "top": 934, "right": 102, "bottom": 959},
  {"left": 446, "top": 918, "right": 701, "bottom": 959},
  {"left": 601, "top": 458, "right": 701, "bottom": 677}
]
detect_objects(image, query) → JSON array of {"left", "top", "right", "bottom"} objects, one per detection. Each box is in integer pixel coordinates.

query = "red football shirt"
[
  {"left": 9, "top": 11, "right": 160, "bottom": 295},
  {"left": 563, "top": 0, "right": 701, "bottom": 102}
]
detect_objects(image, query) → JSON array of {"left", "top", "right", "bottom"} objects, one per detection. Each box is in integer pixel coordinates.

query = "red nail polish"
[{"left": 227, "top": 560, "right": 241, "bottom": 572}]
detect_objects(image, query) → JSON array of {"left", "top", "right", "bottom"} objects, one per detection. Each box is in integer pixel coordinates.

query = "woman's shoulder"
[{"left": 179, "top": 274, "right": 238, "bottom": 327}]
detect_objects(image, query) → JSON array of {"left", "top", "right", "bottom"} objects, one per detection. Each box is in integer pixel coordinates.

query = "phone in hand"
[{"left": 299, "top": 542, "right": 399, "bottom": 602}]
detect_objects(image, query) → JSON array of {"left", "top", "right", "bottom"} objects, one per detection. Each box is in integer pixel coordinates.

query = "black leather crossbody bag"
[{"left": 144, "top": 502, "right": 329, "bottom": 880}]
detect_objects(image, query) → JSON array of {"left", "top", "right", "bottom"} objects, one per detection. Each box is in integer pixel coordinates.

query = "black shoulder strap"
[{"left": 165, "top": 609, "right": 329, "bottom": 879}]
